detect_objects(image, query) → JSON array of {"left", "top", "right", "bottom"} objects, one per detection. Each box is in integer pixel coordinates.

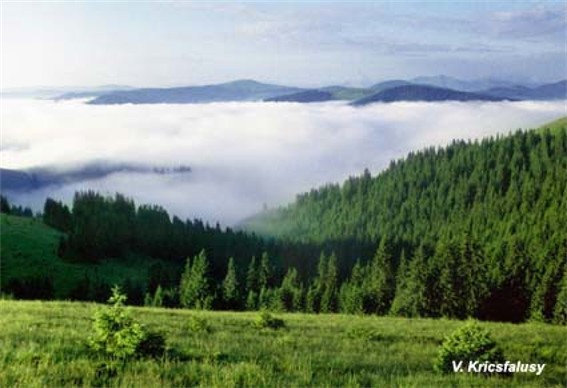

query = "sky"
[
  {"left": 1, "top": 1, "right": 565, "bottom": 89},
  {"left": 3, "top": 98, "right": 564, "bottom": 225}
]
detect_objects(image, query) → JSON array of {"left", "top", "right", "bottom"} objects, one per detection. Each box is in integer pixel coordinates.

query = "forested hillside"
[
  {"left": 245, "top": 121, "right": 567, "bottom": 323},
  {"left": 2, "top": 120, "right": 566, "bottom": 324}
]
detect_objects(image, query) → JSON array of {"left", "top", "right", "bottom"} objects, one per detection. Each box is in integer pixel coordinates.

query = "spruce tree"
[
  {"left": 179, "top": 250, "right": 212, "bottom": 310},
  {"left": 280, "top": 267, "right": 302, "bottom": 312},
  {"left": 246, "top": 256, "right": 258, "bottom": 293},
  {"left": 222, "top": 257, "right": 239, "bottom": 310},
  {"left": 553, "top": 266, "right": 567, "bottom": 325},
  {"left": 320, "top": 252, "right": 338, "bottom": 313}
]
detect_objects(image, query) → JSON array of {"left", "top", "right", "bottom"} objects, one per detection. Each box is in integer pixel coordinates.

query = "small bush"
[
  {"left": 255, "top": 311, "right": 285, "bottom": 330},
  {"left": 187, "top": 315, "right": 213, "bottom": 333},
  {"left": 88, "top": 286, "right": 165, "bottom": 359},
  {"left": 435, "top": 321, "right": 505, "bottom": 374}
]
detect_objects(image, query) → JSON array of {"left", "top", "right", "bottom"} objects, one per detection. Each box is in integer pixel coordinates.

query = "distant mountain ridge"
[
  {"left": 351, "top": 85, "right": 509, "bottom": 105},
  {"left": 14, "top": 77, "right": 563, "bottom": 104},
  {"left": 480, "top": 80, "right": 567, "bottom": 100},
  {"left": 87, "top": 80, "right": 305, "bottom": 105}
]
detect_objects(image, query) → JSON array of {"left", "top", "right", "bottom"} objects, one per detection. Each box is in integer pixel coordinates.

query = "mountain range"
[
  {"left": 87, "top": 80, "right": 303, "bottom": 105},
  {"left": 6, "top": 77, "right": 564, "bottom": 105},
  {"left": 86, "top": 78, "right": 566, "bottom": 105}
]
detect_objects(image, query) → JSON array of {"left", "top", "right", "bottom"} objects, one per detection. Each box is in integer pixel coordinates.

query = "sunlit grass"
[{"left": 0, "top": 300, "right": 565, "bottom": 387}]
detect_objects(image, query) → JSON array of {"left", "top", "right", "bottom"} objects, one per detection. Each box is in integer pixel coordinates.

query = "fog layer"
[{"left": 2, "top": 99, "right": 564, "bottom": 225}]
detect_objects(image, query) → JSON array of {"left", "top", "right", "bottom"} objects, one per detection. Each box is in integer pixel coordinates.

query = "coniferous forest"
[{"left": 2, "top": 125, "right": 566, "bottom": 325}]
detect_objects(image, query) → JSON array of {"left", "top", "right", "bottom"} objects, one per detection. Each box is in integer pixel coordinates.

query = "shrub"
[
  {"left": 254, "top": 311, "right": 285, "bottom": 330},
  {"left": 89, "top": 286, "right": 165, "bottom": 359},
  {"left": 187, "top": 315, "right": 213, "bottom": 333},
  {"left": 435, "top": 321, "right": 505, "bottom": 374}
]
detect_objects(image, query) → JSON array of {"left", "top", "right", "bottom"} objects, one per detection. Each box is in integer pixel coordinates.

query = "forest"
[{"left": 1, "top": 125, "right": 566, "bottom": 324}]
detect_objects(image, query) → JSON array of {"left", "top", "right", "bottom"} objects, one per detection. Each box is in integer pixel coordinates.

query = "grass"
[
  {"left": 0, "top": 214, "right": 177, "bottom": 298},
  {"left": 0, "top": 300, "right": 565, "bottom": 387}
]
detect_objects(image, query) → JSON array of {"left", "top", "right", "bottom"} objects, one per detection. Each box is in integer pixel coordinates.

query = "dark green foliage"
[
  {"left": 553, "top": 265, "right": 567, "bottom": 325},
  {"left": 0, "top": 195, "right": 33, "bottom": 217},
  {"left": 247, "top": 127, "right": 567, "bottom": 322},
  {"left": 64, "top": 191, "right": 270, "bottom": 271},
  {"left": 435, "top": 322, "right": 505, "bottom": 374},
  {"left": 0, "top": 195, "right": 10, "bottom": 214},
  {"left": 136, "top": 331, "right": 166, "bottom": 358},
  {"left": 362, "top": 238, "right": 395, "bottom": 315},
  {"left": 339, "top": 260, "right": 365, "bottom": 314},
  {"left": 3, "top": 125, "right": 566, "bottom": 323},
  {"left": 5, "top": 276, "right": 54, "bottom": 300},
  {"left": 246, "top": 256, "right": 259, "bottom": 294},
  {"left": 279, "top": 267, "right": 303, "bottom": 312},
  {"left": 43, "top": 198, "right": 72, "bottom": 232},
  {"left": 320, "top": 252, "right": 338, "bottom": 313},
  {"left": 390, "top": 247, "right": 433, "bottom": 317},
  {"left": 254, "top": 311, "right": 285, "bottom": 330}
]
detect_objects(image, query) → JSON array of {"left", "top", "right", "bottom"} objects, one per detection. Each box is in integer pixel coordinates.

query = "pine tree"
[
  {"left": 280, "top": 267, "right": 302, "bottom": 312},
  {"left": 435, "top": 239, "right": 461, "bottom": 318},
  {"left": 246, "top": 256, "right": 258, "bottom": 293},
  {"left": 339, "top": 260, "right": 364, "bottom": 314},
  {"left": 553, "top": 265, "right": 567, "bottom": 325},
  {"left": 363, "top": 238, "right": 395, "bottom": 315},
  {"left": 222, "top": 257, "right": 239, "bottom": 310},
  {"left": 390, "top": 247, "right": 430, "bottom": 317},
  {"left": 246, "top": 290, "right": 258, "bottom": 311},
  {"left": 179, "top": 250, "right": 212, "bottom": 310},
  {"left": 258, "top": 252, "right": 272, "bottom": 290},
  {"left": 306, "top": 252, "right": 327, "bottom": 313},
  {"left": 320, "top": 252, "right": 338, "bottom": 313}
]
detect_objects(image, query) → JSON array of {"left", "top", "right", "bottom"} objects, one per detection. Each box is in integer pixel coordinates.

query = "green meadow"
[
  {"left": 0, "top": 213, "right": 175, "bottom": 299},
  {"left": 0, "top": 300, "right": 565, "bottom": 387}
]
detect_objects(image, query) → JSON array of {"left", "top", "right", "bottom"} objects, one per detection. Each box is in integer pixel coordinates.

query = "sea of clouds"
[{"left": 1, "top": 98, "right": 564, "bottom": 225}]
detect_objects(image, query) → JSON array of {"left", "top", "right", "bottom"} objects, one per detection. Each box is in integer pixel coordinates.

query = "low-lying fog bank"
[{"left": 2, "top": 98, "right": 564, "bottom": 225}]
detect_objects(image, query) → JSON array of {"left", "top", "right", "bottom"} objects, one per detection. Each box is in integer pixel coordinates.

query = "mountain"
[
  {"left": 265, "top": 90, "right": 335, "bottom": 103},
  {"left": 243, "top": 117, "right": 567, "bottom": 244},
  {"left": 0, "top": 161, "right": 191, "bottom": 192},
  {"left": 369, "top": 80, "right": 413, "bottom": 92},
  {"left": 483, "top": 80, "right": 567, "bottom": 100},
  {"left": 320, "top": 86, "right": 374, "bottom": 100},
  {"left": 410, "top": 75, "right": 517, "bottom": 92},
  {"left": 351, "top": 85, "right": 509, "bottom": 105},
  {"left": 87, "top": 80, "right": 305, "bottom": 105},
  {"left": 266, "top": 86, "right": 373, "bottom": 102},
  {"left": 2, "top": 85, "right": 134, "bottom": 99}
]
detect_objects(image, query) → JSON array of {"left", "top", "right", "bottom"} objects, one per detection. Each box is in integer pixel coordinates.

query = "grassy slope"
[
  {"left": 538, "top": 116, "right": 567, "bottom": 134},
  {"left": 0, "top": 214, "right": 175, "bottom": 298},
  {"left": 0, "top": 300, "right": 565, "bottom": 387}
]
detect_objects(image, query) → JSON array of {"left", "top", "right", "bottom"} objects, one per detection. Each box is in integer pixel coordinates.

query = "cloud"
[
  {"left": 2, "top": 99, "right": 564, "bottom": 225},
  {"left": 486, "top": 6, "right": 567, "bottom": 40}
]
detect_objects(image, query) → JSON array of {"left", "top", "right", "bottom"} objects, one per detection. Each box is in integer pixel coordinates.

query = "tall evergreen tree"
[
  {"left": 320, "top": 252, "right": 338, "bottom": 313},
  {"left": 179, "top": 250, "right": 212, "bottom": 310},
  {"left": 222, "top": 257, "right": 239, "bottom": 310},
  {"left": 363, "top": 238, "right": 395, "bottom": 315},
  {"left": 553, "top": 265, "right": 567, "bottom": 325}
]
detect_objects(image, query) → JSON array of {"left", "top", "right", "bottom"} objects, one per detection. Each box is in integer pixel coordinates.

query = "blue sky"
[{"left": 2, "top": 1, "right": 565, "bottom": 88}]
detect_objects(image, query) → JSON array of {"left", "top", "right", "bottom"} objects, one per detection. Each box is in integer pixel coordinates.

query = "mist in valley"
[{"left": 2, "top": 98, "right": 564, "bottom": 225}]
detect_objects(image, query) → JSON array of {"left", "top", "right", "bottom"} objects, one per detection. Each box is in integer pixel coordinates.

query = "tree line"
[{"left": 2, "top": 126, "right": 566, "bottom": 324}]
